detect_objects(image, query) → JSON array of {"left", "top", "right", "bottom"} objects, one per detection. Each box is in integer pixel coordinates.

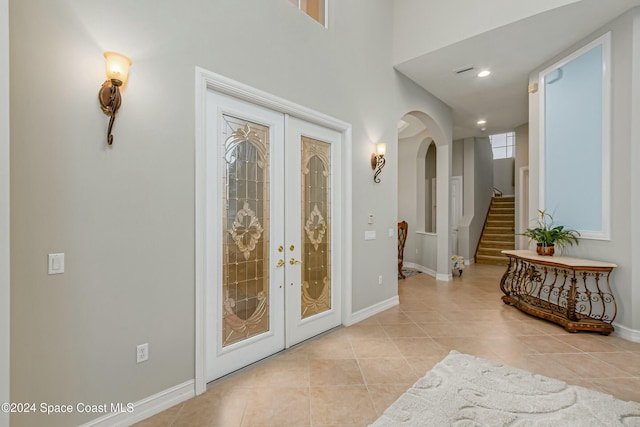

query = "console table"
[{"left": 500, "top": 250, "right": 617, "bottom": 335}]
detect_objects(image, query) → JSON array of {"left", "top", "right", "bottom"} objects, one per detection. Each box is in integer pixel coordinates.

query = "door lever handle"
[
  {"left": 289, "top": 258, "right": 302, "bottom": 265},
  {"left": 276, "top": 259, "right": 285, "bottom": 268}
]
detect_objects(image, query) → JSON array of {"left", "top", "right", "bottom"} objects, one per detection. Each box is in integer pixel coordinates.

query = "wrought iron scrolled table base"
[{"left": 500, "top": 250, "right": 617, "bottom": 335}]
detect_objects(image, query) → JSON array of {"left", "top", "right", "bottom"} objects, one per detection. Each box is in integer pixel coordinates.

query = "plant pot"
[{"left": 536, "top": 244, "right": 555, "bottom": 256}]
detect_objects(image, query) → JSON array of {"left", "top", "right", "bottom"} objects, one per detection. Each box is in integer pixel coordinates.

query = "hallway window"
[
  {"left": 288, "top": 0, "right": 326, "bottom": 26},
  {"left": 490, "top": 132, "right": 515, "bottom": 159}
]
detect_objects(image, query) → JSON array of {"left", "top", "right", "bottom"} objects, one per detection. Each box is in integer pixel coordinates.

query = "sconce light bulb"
[{"left": 104, "top": 51, "right": 132, "bottom": 85}]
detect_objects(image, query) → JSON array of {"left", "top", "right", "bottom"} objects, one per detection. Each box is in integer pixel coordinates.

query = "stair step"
[
  {"left": 479, "top": 240, "right": 514, "bottom": 249},
  {"left": 489, "top": 213, "right": 516, "bottom": 219},
  {"left": 477, "top": 247, "right": 509, "bottom": 256},
  {"left": 478, "top": 236, "right": 516, "bottom": 249},
  {"left": 476, "top": 254, "right": 509, "bottom": 265},
  {"left": 492, "top": 197, "right": 515, "bottom": 204},
  {"left": 488, "top": 213, "right": 514, "bottom": 220},
  {"left": 483, "top": 233, "right": 515, "bottom": 242},
  {"left": 484, "top": 226, "right": 514, "bottom": 234},
  {"left": 487, "top": 220, "right": 515, "bottom": 227}
]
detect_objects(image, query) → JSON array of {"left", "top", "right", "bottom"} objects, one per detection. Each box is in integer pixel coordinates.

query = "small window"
[
  {"left": 489, "top": 132, "right": 516, "bottom": 159},
  {"left": 288, "top": 0, "right": 326, "bottom": 26}
]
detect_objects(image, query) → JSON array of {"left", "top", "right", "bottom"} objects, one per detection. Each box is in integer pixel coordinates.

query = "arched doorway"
[{"left": 397, "top": 111, "right": 451, "bottom": 281}]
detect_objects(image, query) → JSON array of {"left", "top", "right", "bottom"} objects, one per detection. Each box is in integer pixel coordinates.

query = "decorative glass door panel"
[
  {"left": 301, "top": 137, "right": 331, "bottom": 319},
  {"left": 222, "top": 116, "right": 270, "bottom": 346}
]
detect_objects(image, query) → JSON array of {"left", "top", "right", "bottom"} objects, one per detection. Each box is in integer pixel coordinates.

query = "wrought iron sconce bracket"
[
  {"left": 371, "top": 143, "right": 387, "bottom": 183},
  {"left": 98, "top": 79, "right": 123, "bottom": 146},
  {"left": 371, "top": 153, "right": 386, "bottom": 183}
]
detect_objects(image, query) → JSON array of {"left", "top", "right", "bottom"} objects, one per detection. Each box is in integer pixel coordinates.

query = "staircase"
[{"left": 475, "top": 196, "right": 515, "bottom": 265}]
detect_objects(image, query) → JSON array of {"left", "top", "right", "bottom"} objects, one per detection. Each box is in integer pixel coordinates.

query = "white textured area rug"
[{"left": 370, "top": 351, "right": 640, "bottom": 426}]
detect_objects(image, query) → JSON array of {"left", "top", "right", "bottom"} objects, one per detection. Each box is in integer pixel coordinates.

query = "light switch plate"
[
  {"left": 48, "top": 253, "right": 65, "bottom": 275},
  {"left": 388, "top": 228, "right": 394, "bottom": 237},
  {"left": 368, "top": 214, "right": 374, "bottom": 224},
  {"left": 364, "top": 230, "right": 376, "bottom": 240}
]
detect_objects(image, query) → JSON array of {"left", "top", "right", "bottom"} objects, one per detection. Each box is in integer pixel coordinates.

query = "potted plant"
[{"left": 521, "top": 210, "right": 580, "bottom": 256}]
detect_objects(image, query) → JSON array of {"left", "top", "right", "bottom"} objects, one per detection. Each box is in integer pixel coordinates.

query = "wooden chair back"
[{"left": 398, "top": 221, "right": 408, "bottom": 279}]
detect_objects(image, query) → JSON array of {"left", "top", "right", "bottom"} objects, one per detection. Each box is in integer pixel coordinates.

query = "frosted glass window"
[{"left": 540, "top": 33, "right": 610, "bottom": 240}]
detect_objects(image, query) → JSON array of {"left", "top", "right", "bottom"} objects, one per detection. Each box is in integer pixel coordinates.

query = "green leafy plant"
[{"left": 521, "top": 210, "right": 580, "bottom": 251}]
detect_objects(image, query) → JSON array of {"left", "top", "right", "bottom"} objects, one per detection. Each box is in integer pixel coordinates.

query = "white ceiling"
[{"left": 395, "top": 0, "right": 640, "bottom": 140}]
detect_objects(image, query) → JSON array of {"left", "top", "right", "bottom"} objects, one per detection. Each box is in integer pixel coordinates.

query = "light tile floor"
[{"left": 134, "top": 264, "right": 640, "bottom": 427}]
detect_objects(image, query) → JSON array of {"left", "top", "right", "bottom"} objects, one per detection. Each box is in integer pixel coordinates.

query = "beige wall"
[
  {"left": 9, "top": 1, "right": 452, "bottom": 425},
  {"left": 397, "top": 132, "right": 424, "bottom": 264},
  {"left": 631, "top": 12, "right": 640, "bottom": 331},
  {"left": 397, "top": 132, "right": 438, "bottom": 273},
  {"left": 1, "top": 0, "right": 10, "bottom": 424},
  {"left": 493, "top": 158, "right": 514, "bottom": 196},
  {"left": 528, "top": 8, "right": 640, "bottom": 335},
  {"left": 457, "top": 137, "right": 493, "bottom": 260}
]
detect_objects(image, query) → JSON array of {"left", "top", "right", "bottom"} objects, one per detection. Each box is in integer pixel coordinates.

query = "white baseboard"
[
  {"left": 344, "top": 295, "right": 399, "bottom": 326},
  {"left": 80, "top": 380, "right": 195, "bottom": 427},
  {"left": 464, "top": 258, "right": 475, "bottom": 266},
  {"left": 403, "top": 262, "right": 436, "bottom": 278},
  {"left": 612, "top": 323, "right": 640, "bottom": 343},
  {"left": 436, "top": 273, "right": 453, "bottom": 282},
  {"left": 402, "top": 262, "right": 452, "bottom": 282}
]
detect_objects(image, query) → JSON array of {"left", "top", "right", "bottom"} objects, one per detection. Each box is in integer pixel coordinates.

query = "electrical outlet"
[
  {"left": 378, "top": 275, "right": 383, "bottom": 285},
  {"left": 136, "top": 343, "right": 149, "bottom": 363}
]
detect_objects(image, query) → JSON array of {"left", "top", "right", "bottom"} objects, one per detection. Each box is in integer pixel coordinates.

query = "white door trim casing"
[{"left": 195, "top": 67, "right": 353, "bottom": 394}]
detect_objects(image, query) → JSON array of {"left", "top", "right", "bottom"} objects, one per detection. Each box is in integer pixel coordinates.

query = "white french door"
[
  {"left": 284, "top": 117, "right": 342, "bottom": 347},
  {"left": 205, "top": 91, "right": 341, "bottom": 382}
]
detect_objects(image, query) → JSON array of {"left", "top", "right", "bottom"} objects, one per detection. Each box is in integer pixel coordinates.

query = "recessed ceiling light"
[
  {"left": 477, "top": 70, "right": 491, "bottom": 78},
  {"left": 477, "top": 120, "right": 487, "bottom": 125}
]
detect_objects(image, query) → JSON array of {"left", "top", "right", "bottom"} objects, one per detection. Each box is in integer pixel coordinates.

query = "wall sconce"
[
  {"left": 371, "top": 143, "right": 386, "bottom": 183},
  {"left": 98, "top": 52, "right": 132, "bottom": 146}
]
